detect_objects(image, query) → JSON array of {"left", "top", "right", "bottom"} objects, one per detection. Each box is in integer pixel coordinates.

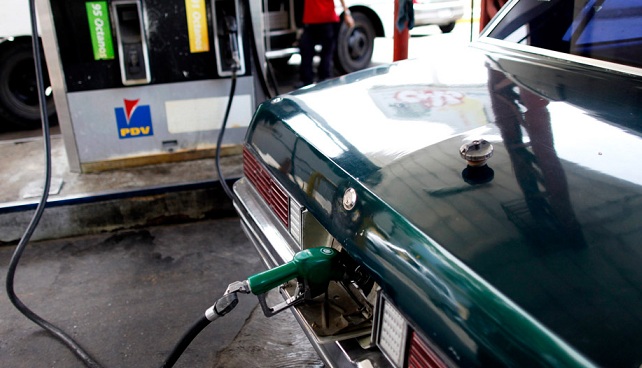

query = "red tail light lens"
[
  {"left": 243, "top": 146, "right": 289, "bottom": 226},
  {"left": 408, "top": 331, "right": 447, "bottom": 368}
]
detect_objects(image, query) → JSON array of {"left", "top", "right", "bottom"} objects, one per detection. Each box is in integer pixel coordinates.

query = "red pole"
[
  {"left": 480, "top": 0, "right": 509, "bottom": 31},
  {"left": 393, "top": 0, "right": 409, "bottom": 61}
]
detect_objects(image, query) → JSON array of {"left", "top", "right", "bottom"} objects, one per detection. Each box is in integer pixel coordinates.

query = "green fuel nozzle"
[
  {"left": 248, "top": 247, "right": 343, "bottom": 296},
  {"left": 222, "top": 247, "right": 346, "bottom": 317},
  {"left": 249, "top": 247, "right": 345, "bottom": 317},
  {"left": 163, "top": 248, "right": 347, "bottom": 367}
]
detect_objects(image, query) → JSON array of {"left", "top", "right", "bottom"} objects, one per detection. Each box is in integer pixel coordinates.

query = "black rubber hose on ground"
[
  {"left": 4, "top": 1, "right": 103, "bottom": 368},
  {"left": 160, "top": 316, "right": 211, "bottom": 368}
]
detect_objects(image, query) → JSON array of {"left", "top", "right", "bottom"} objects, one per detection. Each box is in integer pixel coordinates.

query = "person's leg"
[
  {"left": 317, "top": 23, "right": 337, "bottom": 82},
  {"left": 298, "top": 25, "right": 316, "bottom": 86}
]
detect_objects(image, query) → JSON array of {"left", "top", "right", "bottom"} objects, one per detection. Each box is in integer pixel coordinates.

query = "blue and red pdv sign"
[{"left": 115, "top": 99, "right": 154, "bottom": 139}]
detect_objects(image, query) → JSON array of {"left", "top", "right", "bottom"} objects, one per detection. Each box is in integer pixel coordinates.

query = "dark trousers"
[{"left": 299, "top": 23, "right": 338, "bottom": 86}]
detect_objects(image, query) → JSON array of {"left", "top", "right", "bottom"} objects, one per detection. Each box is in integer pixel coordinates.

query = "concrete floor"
[
  {"left": 0, "top": 126, "right": 322, "bottom": 367},
  {"left": 0, "top": 134, "right": 246, "bottom": 243},
  {"left": 0, "top": 218, "right": 323, "bottom": 368}
]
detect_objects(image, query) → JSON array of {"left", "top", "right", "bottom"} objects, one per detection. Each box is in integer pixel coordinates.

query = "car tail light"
[
  {"left": 375, "top": 293, "right": 448, "bottom": 368},
  {"left": 408, "top": 331, "right": 447, "bottom": 368},
  {"left": 378, "top": 300, "right": 409, "bottom": 367},
  {"left": 243, "top": 146, "right": 289, "bottom": 226}
]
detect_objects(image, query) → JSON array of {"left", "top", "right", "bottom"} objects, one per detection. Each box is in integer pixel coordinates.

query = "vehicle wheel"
[
  {"left": 334, "top": 12, "right": 375, "bottom": 74},
  {"left": 439, "top": 22, "right": 456, "bottom": 33},
  {"left": 0, "top": 40, "right": 56, "bottom": 130}
]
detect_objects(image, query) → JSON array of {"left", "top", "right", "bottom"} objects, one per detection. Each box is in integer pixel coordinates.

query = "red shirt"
[{"left": 303, "top": 0, "right": 340, "bottom": 24}]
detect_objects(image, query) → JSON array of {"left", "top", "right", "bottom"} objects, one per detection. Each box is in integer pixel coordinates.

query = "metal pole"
[
  {"left": 393, "top": 0, "right": 409, "bottom": 61},
  {"left": 470, "top": 0, "right": 474, "bottom": 42}
]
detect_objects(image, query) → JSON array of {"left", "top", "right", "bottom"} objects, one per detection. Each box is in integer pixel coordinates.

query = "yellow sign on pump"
[{"left": 185, "top": 0, "right": 210, "bottom": 53}]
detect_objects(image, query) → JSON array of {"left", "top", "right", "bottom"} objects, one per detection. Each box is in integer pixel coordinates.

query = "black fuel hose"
[
  {"left": 4, "top": 1, "right": 103, "bottom": 367},
  {"left": 215, "top": 0, "right": 283, "bottom": 203},
  {"left": 161, "top": 291, "right": 239, "bottom": 368},
  {"left": 158, "top": 40, "right": 241, "bottom": 368},
  {"left": 215, "top": 67, "right": 238, "bottom": 202},
  {"left": 160, "top": 316, "right": 210, "bottom": 368}
]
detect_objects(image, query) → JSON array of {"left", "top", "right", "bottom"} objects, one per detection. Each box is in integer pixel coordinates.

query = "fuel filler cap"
[{"left": 460, "top": 139, "right": 493, "bottom": 166}]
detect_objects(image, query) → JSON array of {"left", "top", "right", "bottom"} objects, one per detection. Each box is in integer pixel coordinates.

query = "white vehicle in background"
[
  {"left": 413, "top": 0, "right": 465, "bottom": 33},
  {"left": 257, "top": 0, "right": 391, "bottom": 74},
  {"left": 0, "top": 0, "right": 56, "bottom": 129},
  {"left": 258, "top": 0, "right": 465, "bottom": 74}
]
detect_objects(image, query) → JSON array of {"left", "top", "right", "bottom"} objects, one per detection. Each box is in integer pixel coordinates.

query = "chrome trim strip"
[
  {"left": 474, "top": 38, "right": 642, "bottom": 77},
  {"left": 233, "top": 177, "right": 296, "bottom": 265},
  {"left": 476, "top": 0, "right": 642, "bottom": 78},
  {"left": 478, "top": 0, "right": 518, "bottom": 37}
]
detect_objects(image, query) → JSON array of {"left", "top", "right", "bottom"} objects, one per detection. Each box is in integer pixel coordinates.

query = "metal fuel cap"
[
  {"left": 342, "top": 188, "right": 357, "bottom": 211},
  {"left": 460, "top": 139, "right": 493, "bottom": 166}
]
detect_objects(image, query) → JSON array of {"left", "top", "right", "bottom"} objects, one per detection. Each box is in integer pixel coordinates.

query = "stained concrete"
[
  {"left": 0, "top": 135, "right": 244, "bottom": 243},
  {"left": 0, "top": 218, "right": 323, "bottom": 368},
  {"left": 0, "top": 129, "right": 322, "bottom": 367}
]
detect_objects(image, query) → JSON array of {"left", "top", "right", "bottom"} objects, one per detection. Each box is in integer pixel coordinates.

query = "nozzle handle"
[
  {"left": 247, "top": 261, "right": 298, "bottom": 295},
  {"left": 247, "top": 247, "right": 340, "bottom": 295}
]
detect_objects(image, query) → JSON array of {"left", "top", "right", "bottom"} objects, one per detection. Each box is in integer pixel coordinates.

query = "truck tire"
[
  {"left": 334, "top": 12, "right": 375, "bottom": 74},
  {"left": 0, "top": 40, "right": 56, "bottom": 130}
]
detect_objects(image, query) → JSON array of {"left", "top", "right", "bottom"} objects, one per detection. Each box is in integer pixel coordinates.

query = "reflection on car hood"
[
  {"left": 256, "top": 46, "right": 642, "bottom": 367},
  {"left": 290, "top": 49, "right": 493, "bottom": 170}
]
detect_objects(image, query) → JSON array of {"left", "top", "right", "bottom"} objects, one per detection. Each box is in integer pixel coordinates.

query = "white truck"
[
  {"left": 256, "top": 0, "right": 390, "bottom": 73},
  {"left": 0, "top": 1, "right": 56, "bottom": 129}
]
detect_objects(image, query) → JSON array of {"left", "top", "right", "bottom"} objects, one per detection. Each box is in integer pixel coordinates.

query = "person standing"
[{"left": 298, "top": 0, "right": 354, "bottom": 87}]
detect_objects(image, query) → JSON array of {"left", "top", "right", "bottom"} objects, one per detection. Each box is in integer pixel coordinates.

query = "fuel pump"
[
  {"left": 161, "top": 247, "right": 348, "bottom": 368},
  {"left": 36, "top": 0, "right": 257, "bottom": 172}
]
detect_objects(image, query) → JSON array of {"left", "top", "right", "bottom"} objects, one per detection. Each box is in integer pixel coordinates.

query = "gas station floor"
[
  {"left": 0, "top": 133, "right": 245, "bottom": 242},
  {"left": 0, "top": 134, "right": 323, "bottom": 367},
  {"left": 0, "top": 132, "right": 242, "bottom": 213}
]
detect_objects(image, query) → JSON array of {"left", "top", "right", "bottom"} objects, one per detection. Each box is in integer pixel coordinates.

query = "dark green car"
[{"left": 233, "top": 0, "right": 642, "bottom": 366}]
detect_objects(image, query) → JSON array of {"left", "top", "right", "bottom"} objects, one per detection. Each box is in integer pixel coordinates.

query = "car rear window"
[{"left": 487, "top": 0, "right": 642, "bottom": 69}]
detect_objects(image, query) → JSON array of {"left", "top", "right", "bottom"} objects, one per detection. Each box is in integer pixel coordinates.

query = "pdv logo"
[{"left": 115, "top": 99, "right": 154, "bottom": 139}]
